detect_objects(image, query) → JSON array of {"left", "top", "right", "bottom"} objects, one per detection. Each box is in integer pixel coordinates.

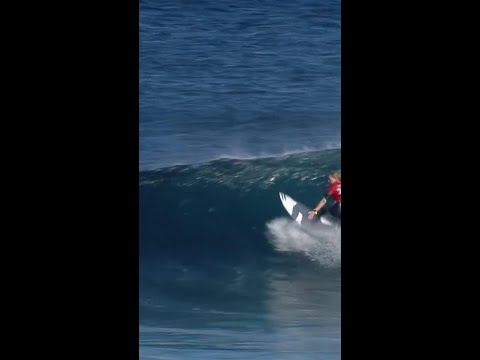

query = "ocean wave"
[{"left": 140, "top": 148, "right": 341, "bottom": 267}]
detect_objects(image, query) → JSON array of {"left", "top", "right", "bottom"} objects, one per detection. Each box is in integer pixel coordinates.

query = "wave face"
[
  {"left": 140, "top": 149, "right": 341, "bottom": 265},
  {"left": 140, "top": 149, "right": 341, "bottom": 360}
]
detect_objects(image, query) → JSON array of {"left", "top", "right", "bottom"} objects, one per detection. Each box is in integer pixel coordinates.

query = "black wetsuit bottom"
[{"left": 329, "top": 202, "right": 341, "bottom": 220}]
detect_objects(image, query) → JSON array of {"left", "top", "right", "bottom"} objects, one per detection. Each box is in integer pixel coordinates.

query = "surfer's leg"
[
  {"left": 314, "top": 207, "right": 327, "bottom": 220},
  {"left": 329, "top": 202, "right": 341, "bottom": 220}
]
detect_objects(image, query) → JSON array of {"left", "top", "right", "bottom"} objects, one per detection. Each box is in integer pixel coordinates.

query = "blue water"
[
  {"left": 140, "top": 0, "right": 340, "bottom": 171},
  {"left": 140, "top": 0, "right": 341, "bottom": 358}
]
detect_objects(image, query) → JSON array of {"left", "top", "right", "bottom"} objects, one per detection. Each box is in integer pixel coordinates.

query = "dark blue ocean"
[{"left": 140, "top": 0, "right": 341, "bottom": 358}]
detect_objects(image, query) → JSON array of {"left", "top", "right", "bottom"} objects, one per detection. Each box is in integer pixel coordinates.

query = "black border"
[
  {"left": 342, "top": 0, "right": 407, "bottom": 356},
  {"left": 28, "top": 1, "right": 140, "bottom": 358},
  {"left": 341, "top": 0, "right": 445, "bottom": 356},
  {"left": 85, "top": 1, "right": 140, "bottom": 357}
]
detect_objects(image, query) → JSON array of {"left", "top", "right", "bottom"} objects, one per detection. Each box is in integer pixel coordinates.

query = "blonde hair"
[{"left": 330, "top": 170, "right": 341, "bottom": 181}]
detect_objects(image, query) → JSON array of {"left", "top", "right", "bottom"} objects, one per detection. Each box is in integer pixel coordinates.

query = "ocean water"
[{"left": 140, "top": 0, "right": 340, "bottom": 358}]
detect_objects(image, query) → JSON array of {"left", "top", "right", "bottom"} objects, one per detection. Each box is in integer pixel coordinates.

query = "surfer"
[{"left": 308, "top": 171, "right": 341, "bottom": 221}]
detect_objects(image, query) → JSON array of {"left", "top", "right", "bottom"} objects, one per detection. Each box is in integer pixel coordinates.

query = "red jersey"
[{"left": 327, "top": 181, "right": 341, "bottom": 203}]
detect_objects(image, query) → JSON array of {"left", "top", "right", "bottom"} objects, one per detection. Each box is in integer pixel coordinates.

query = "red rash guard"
[{"left": 326, "top": 181, "right": 341, "bottom": 203}]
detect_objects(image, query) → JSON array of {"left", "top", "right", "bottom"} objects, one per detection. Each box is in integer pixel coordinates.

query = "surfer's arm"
[
  {"left": 308, "top": 195, "right": 328, "bottom": 219},
  {"left": 312, "top": 196, "right": 327, "bottom": 213}
]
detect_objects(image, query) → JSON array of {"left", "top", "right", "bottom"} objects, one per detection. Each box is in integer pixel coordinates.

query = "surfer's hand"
[{"left": 308, "top": 210, "right": 316, "bottom": 220}]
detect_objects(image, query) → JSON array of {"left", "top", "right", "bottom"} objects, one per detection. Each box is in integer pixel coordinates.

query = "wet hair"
[{"left": 330, "top": 171, "right": 341, "bottom": 181}]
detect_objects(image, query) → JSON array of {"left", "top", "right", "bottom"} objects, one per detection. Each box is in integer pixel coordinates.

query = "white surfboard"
[{"left": 279, "top": 192, "right": 333, "bottom": 226}]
